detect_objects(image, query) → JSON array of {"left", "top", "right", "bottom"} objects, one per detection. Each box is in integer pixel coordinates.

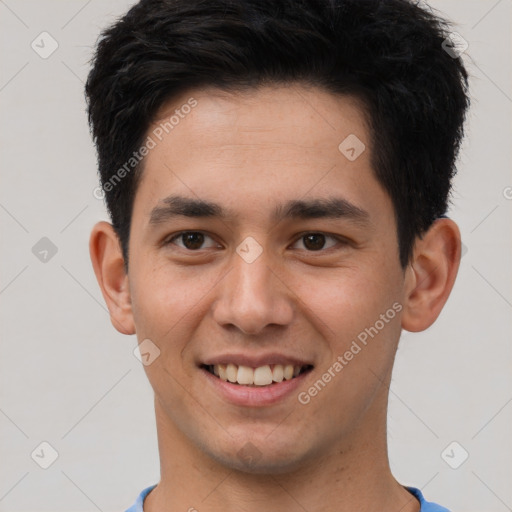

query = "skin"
[{"left": 90, "top": 84, "right": 461, "bottom": 512}]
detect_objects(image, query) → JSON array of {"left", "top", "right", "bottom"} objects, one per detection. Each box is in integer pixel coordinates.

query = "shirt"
[{"left": 124, "top": 484, "right": 450, "bottom": 511}]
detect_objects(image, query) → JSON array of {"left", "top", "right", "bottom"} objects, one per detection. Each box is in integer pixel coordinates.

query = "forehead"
[
  {"left": 132, "top": 84, "right": 390, "bottom": 227},
  {"left": 151, "top": 85, "right": 370, "bottom": 155}
]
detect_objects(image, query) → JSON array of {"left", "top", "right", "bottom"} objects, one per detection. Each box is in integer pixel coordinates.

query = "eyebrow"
[{"left": 149, "top": 195, "right": 370, "bottom": 226}]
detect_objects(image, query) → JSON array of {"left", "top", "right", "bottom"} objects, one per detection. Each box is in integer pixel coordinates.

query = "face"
[{"left": 126, "top": 85, "right": 408, "bottom": 473}]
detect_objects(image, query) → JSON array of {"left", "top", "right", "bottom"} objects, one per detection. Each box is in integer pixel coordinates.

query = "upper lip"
[{"left": 201, "top": 353, "right": 314, "bottom": 368}]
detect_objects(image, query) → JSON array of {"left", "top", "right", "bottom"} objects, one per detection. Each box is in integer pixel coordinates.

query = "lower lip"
[{"left": 200, "top": 367, "right": 312, "bottom": 407}]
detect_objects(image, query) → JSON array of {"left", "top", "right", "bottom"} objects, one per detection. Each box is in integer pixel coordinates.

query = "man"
[{"left": 86, "top": 0, "right": 469, "bottom": 510}]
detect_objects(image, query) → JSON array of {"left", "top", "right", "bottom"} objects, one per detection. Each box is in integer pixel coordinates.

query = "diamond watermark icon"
[
  {"left": 442, "top": 32, "right": 468, "bottom": 58},
  {"left": 236, "top": 236, "right": 263, "bottom": 264},
  {"left": 237, "top": 442, "right": 262, "bottom": 467},
  {"left": 31, "top": 31, "right": 59, "bottom": 59},
  {"left": 134, "top": 338, "right": 161, "bottom": 366},
  {"left": 441, "top": 441, "right": 469, "bottom": 469},
  {"left": 32, "top": 237, "right": 58, "bottom": 263},
  {"left": 338, "top": 134, "right": 366, "bottom": 161},
  {"left": 31, "top": 441, "right": 59, "bottom": 469},
  {"left": 461, "top": 241, "right": 468, "bottom": 258}
]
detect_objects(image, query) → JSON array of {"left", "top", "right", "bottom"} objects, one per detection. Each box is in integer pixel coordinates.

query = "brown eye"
[
  {"left": 167, "top": 231, "right": 218, "bottom": 251},
  {"left": 303, "top": 233, "right": 326, "bottom": 251},
  {"left": 292, "top": 232, "right": 340, "bottom": 252},
  {"left": 181, "top": 232, "right": 204, "bottom": 250}
]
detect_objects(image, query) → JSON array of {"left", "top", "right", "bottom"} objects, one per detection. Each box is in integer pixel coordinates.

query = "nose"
[{"left": 212, "top": 249, "right": 294, "bottom": 335}]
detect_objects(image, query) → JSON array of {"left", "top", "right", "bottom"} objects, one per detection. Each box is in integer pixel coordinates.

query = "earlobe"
[
  {"left": 89, "top": 221, "right": 135, "bottom": 335},
  {"left": 401, "top": 218, "right": 461, "bottom": 332}
]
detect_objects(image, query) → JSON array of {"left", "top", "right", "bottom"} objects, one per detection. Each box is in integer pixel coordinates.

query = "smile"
[{"left": 203, "top": 363, "right": 314, "bottom": 387}]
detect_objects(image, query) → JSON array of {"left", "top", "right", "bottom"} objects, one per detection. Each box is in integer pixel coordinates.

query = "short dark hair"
[{"left": 85, "top": 0, "right": 470, "bottom": 268}]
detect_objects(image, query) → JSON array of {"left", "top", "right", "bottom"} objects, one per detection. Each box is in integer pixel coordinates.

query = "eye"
[
  {"left": 291, "top": 232, "right": 344, "bottom": 252},
  {"left": 165, "top": 231, "right": 220, "bottom": 251}
]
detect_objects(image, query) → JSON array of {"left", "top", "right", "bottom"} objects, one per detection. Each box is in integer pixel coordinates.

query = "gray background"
[{"left": 0, "top": 1, "right": 511, "bottom": 511}]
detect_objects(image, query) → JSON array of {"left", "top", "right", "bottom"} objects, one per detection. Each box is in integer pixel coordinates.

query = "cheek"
[
  {"left": 294, "top": 268, "right": 403, "bottom": 428},
  {"left": 129, "top": 262, "right": 211, "bottom": 345},
  {"left": 291, "top": 264, "right": 402, "bottom": 349}
]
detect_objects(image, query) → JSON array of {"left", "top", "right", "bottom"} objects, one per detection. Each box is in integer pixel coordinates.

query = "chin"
[{"left": 205, "top": 437, "right": 315, "bottom": 475}]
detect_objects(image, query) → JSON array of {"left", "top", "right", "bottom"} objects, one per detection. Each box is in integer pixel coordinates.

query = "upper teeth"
[{"left": 212, "top": 363, "right": 303, "bottom": 386}]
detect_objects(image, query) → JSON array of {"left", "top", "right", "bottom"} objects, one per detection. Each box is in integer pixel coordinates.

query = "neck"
[{"left": 143, "top": 389, "right": 419, "bottom": 512}]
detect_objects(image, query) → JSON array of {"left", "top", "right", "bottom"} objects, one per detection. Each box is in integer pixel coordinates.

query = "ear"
[
  {"left": 401, "top": 218, "right": 461, "bottom": 332},
  {"left": 89, "top": 221, "right": 135, "bottom": 335}
]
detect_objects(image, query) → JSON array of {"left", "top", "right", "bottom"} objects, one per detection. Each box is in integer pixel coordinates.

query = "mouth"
[{"left": 200, "top": 363, "right": 314, "bottom": 387}]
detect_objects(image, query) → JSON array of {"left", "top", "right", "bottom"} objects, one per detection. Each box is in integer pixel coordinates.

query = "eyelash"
[{"left": 163, "top": 231, "right": 348, "bottom": 253}]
